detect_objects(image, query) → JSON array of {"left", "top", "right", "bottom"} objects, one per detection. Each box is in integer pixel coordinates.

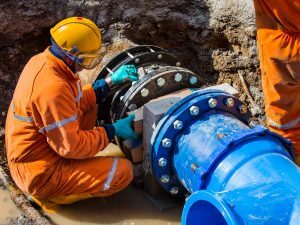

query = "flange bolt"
[
  {"left": 190, "top": 106, "right": 199, "bottom": 115},
  {"left": 160, "top": 175, "right": 170, "bottom": 183},
  {"left": 158, "top": 54, "right": 163, "bottom": 60},
  {"left": 173, "top": 120, "right": 183, "bottom": 130},
  {"left": 162, "top": 138, "right": 172, "bottom": 148},
  {"left": 239, "top": 105, "right": 248, "bottom": 114},
  {"left": 170, "top": 187, "right": 179, "bottom": 195},
  {"left": 141, "top": 88, "right": 149, "bottom": 97},
  {"left": 189, "top": 76, "right": 198, "bottom": 85},
  {"left": 208, "top": 98, "right": 218, "bottom": 108},
  {"left": 158, "top": 158, "right": 167, "bottom": 167},
  {"left": 176, "top": 62, "right": 181, "bottom": 67},
  {"left": 157, "top": 78, "right": 166, "bottom": 87},
  {"left": 128, "top": 104, "right": 137, "bottom": 111},
  {"left": 135, "top": 58, "right": 140, "bottom": 64},
  {"left": 174, "top": 73, "right": 182, "bottom": 82},
  {"left": 226, "top": 98, "right": 235, "bottom": 108}
]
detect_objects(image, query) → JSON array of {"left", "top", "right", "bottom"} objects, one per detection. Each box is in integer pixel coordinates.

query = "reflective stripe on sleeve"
[
  {"left": 39, "top": 114, "right": 77, "bottom": 133},
  {"left": 75, "top": 81, "right": 83, "bottom": 103},
  {"left": 268, "top": 117, "right": 300, "bottom": 130},
  {"left": 12, "top": 103, "right": 33, "bottom": 123},
  {"left": 103, "top": 157, "right": 118, "bottom": 191}
]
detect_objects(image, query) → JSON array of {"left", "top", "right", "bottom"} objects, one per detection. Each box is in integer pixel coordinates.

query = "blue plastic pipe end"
[{"left": 182, "top": 191, "right": 244, "bottom": 225}]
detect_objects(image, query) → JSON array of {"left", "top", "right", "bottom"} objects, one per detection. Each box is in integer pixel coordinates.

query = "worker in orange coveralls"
[
  {"left": 5, "top": 17, "right": 138, "bottom": 209},
  {"left": 253, "top": 0, "right": 300, "bottom": 165}
]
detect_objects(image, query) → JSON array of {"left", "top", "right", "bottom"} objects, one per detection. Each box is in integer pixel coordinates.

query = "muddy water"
[
  {"left": 48, "top": 144, "right": 182, "bottom": 225},
  {"left": 0, "top": 188, "right": 22, "bottom": 224}
]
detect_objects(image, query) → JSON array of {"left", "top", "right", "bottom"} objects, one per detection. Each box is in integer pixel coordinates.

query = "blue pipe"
[{"left": 149, "top": 90, "right": 298, "bottom": 225}]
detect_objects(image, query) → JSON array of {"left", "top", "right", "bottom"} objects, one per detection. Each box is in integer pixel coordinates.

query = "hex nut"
[
  {"left": 189, "top": 76, "right": 198, "bottom": 85},
  {"left": 190, "top": 106, "right": 199, "bottom": 115},
  {"left": 208, "top": 98, "right": 217, "bottom": 108},
  {"left": 141, "top": 88, "right": 149, "bottom": 97},
  {"left": 174, "top": 73, "right": 183, "bottom": 82},
  {"left": 128, "top": 104, "right": 137, "bottom": 111},
  {"left": 226, "top": 98, "right": 235, "bottom": 108},
  {"left": 160, "top": 175, "right": 170, "bottom": 183},
  {"left": 170, "top": 187, "right": 179, "bottom": 195},
  {"left": 162, "top": 138, "right": 172, "bottom": 147},
  {"left": 239, "top": 105, "right": 248, "bottom": 114},
  {"left": 156, "top": 77, "right": 166, "bottom": 87},
  {"left": 173, "top": 120, "right": 183, "bottom": 130},
  {"left": 158, "top": 158, "right": 167, "bottom": 167}
]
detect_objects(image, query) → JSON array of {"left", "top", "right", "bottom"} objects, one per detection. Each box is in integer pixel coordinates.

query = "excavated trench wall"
[{"left": 0, "top": 0, "right": 261, "bottom": 157}]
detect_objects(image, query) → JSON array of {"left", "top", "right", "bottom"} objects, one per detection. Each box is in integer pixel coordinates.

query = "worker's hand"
[
  {"left": 113, "top": 114, "right": 138, "bottom": 140},
  {"left": 110, "top": 65, "right": 138, "bottom": 85}
]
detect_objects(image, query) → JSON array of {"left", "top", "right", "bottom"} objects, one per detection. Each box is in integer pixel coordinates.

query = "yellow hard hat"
[{"left": 50, "top": 17, "right": 107, "bottom": 69}]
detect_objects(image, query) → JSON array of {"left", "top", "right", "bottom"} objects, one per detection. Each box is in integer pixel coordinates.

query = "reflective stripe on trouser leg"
[{"left": 103, "top": 157, "right": 118, "bottom": 191}]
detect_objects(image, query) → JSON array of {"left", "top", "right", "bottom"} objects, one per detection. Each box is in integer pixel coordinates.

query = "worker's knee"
[{"left": 116, "top": 158, "right": 134, "bottom": 185}]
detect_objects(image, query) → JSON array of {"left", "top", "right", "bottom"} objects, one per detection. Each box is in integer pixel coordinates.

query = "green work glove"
[
  {"left": 113, "top": 114, "right": 138, "bottom": 140},
  {"left": 111, "top": 65, "right": 138, "bottom": 85}
]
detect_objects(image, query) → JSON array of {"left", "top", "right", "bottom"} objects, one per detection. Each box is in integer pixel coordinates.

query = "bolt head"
[
  {"left": 160, "top": 175, "right": 170, "bottom": 183},
  {"left": 173, "top": 120, "right": 183, "bottom": 130},
  {"left": 135, "top": 58, "right": 140, "bottom": 64},
  {"left": 128, "top": 104, "right": 137, "bottom": 111},
  {"left": 152, "top": 64, "right": 159, "bottom": 69},
  {"left": 162, "top": 138, "right": 171, "bottom": 147},
  {"left": 158, "top": 158, "right": 167, "bottom": 167},
  {"left": 208, "top": 98, "right": 217, "bottom": 108},
  {"left": 170, "top": 187, "right": 179, "bottom": 195},
  {"left": 158, "top": 54, "right": 163, "bottom": 60},
  {"left": 156, "top": 77, "right": 166, "bottom": 87},
  {"left": 248, "top": 119, "right": 258, "bottom": 128},
  {"left": 141, "top": 88, "right": 149, "bottom": 97},
  {"left": 176, "top": 62, "right": 181, "bottom": 67},
  {"left": 226, "top": 98, "right": 235, "bottom": 107},
  {"left": 189, "top": 76, "right": 198, "bottom": 85},
  {"left": 120, "top": 96, "right": 124, "bottom": 101},
  {"left": 190, "top": 106, "right": 199, "bottom": 115},
  {"left": 239, "top": 105, "right": 248, "bottom": 114},
  {"left": 174, "top": 73, "right": 182, "bottom": 82}
]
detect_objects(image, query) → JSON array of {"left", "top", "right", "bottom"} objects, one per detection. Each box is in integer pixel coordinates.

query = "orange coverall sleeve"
[{"left": 34, "top": 81, "right": 109, "bottom": 159}]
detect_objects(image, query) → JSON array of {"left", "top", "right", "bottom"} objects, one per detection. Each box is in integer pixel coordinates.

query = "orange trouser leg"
[
  {"left": 46, "top": 157, "right": 133, "bottom": 204},
  {"left": 254, "top": 0, "right": 300, "bottom": 157}
]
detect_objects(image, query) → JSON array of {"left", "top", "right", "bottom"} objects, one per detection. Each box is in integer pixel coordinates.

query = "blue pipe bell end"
[{"left": 181, "top": 191, "right": 244, "bottom": 225}]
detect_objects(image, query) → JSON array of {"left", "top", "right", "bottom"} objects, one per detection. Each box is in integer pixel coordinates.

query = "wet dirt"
[{"left": 0, "top": 187, "right": 22, "bottom": 224}]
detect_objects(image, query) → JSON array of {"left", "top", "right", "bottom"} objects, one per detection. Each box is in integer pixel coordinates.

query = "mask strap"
[{"left": 50, "top": 39, "right": 83, "bottom": 64}]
